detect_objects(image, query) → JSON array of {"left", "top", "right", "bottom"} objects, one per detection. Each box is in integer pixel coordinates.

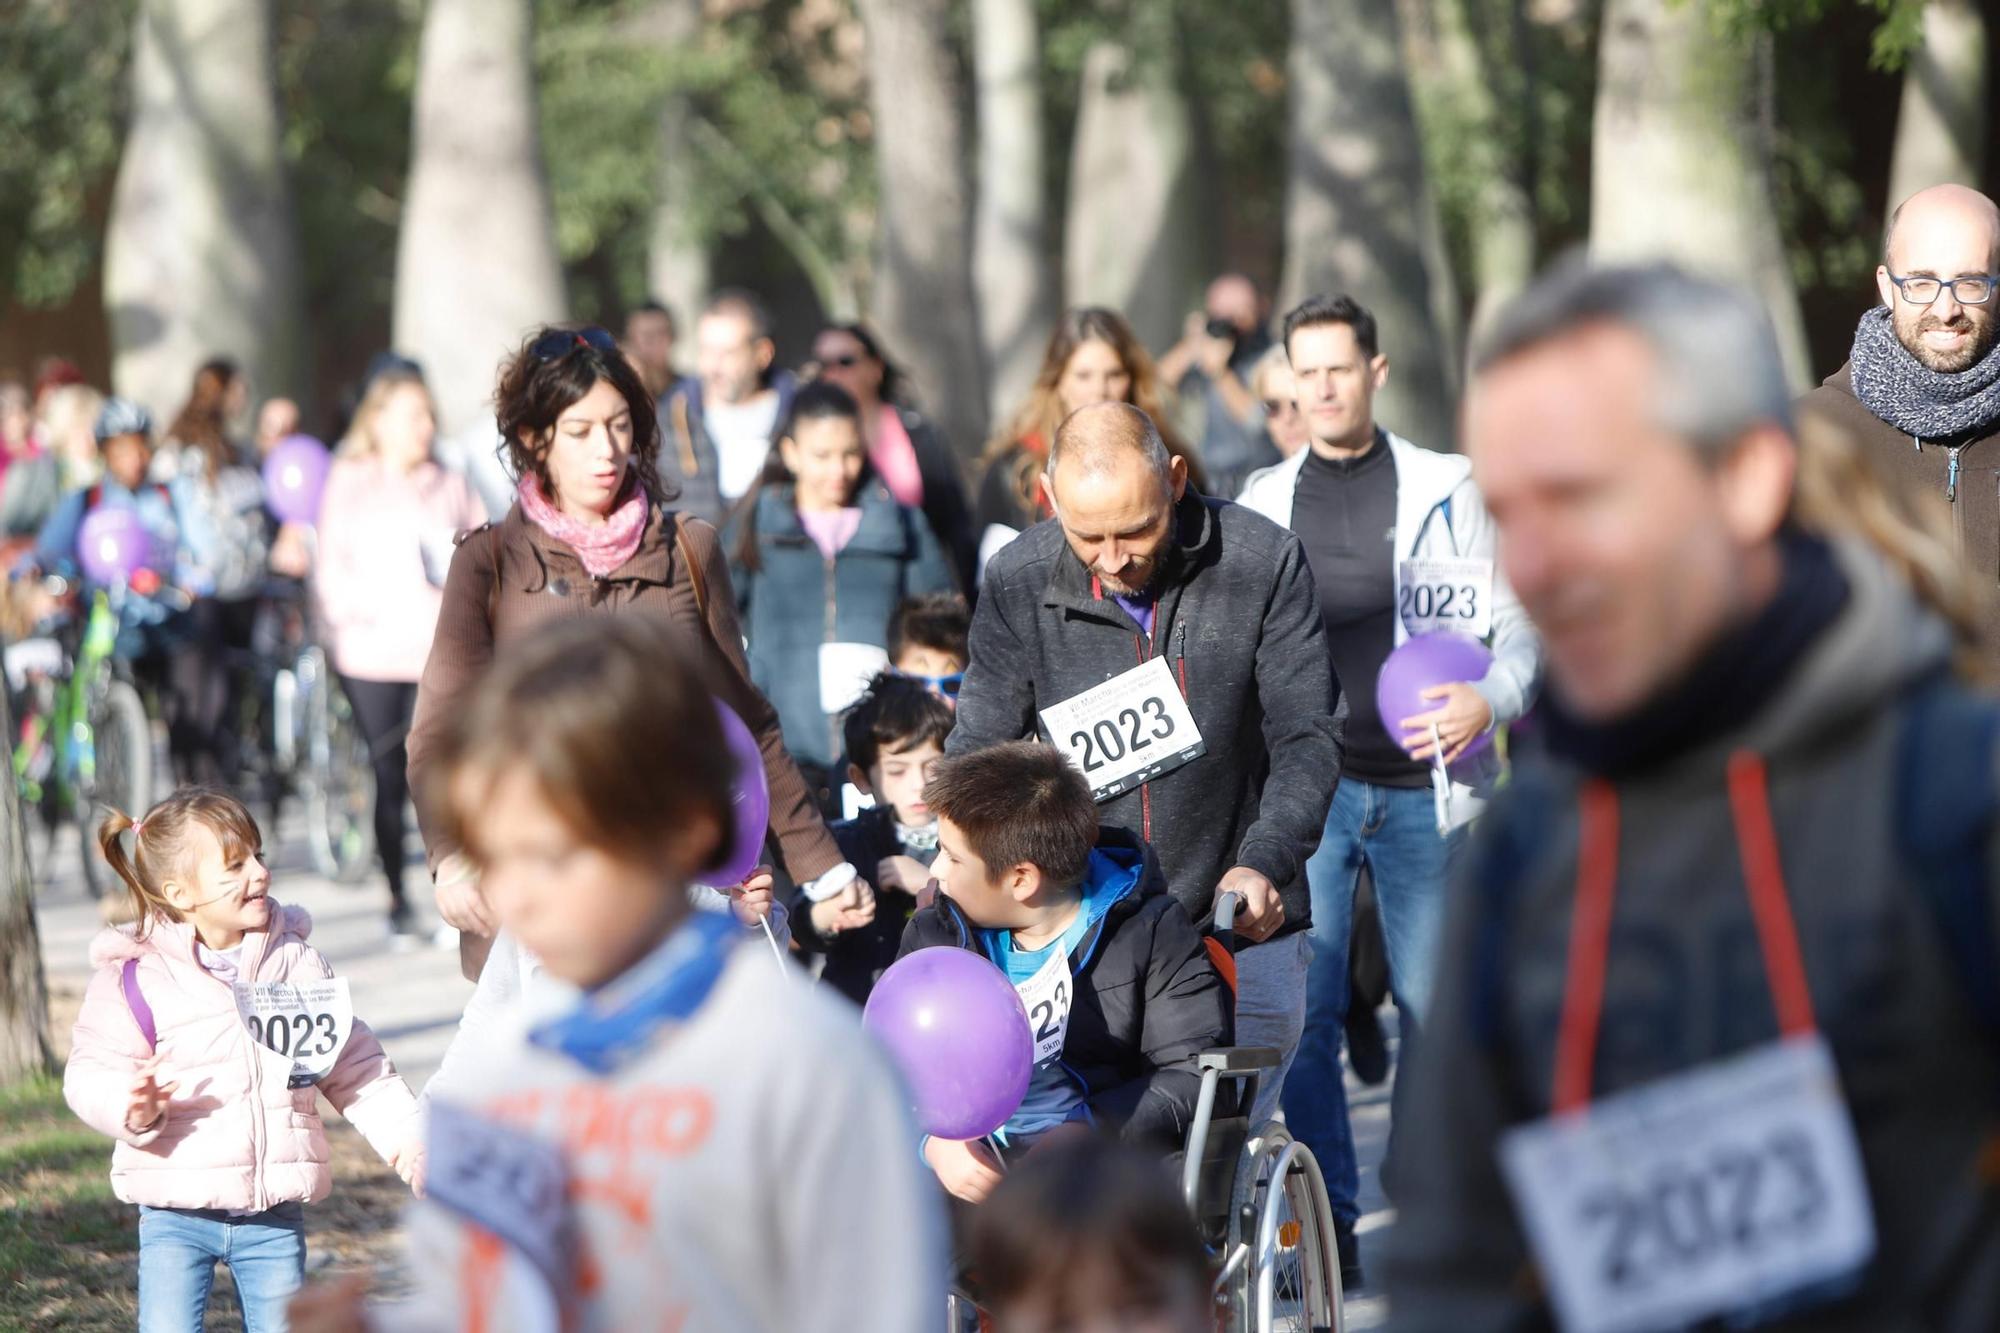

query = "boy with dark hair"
[
  {"left": 903, "top": 741, "right": 1229, "bottom": 1204},
  {"left": 797, "top": 672, "right": 954, "bottom": 1004},
  {"left": 887, "top": 591, "right": 969, "bottom": 701}
]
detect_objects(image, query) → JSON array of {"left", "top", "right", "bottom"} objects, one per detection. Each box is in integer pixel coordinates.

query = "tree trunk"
[
  {"left": 1591, "top": 0, "right": 1810, "bottom": 388},
  {"left": 1064, "top": 24, "right": 1208, "bottom": 357},
  {"left": 0, "top": 683, "right": 55, "bottom": 1085},
  {"left": 1887, "top": 0, "right": 1989, "bottom": 204},
  {"left": 856, "top": 0, "right": 988, "bottom": 458},
  {"left": 1428, "top": 0, "right": 1536, "bottom": 340},
  {"left": 641, "top": 0, "right": 709, "bottom": 364},
  {"left": 1282, "top": 0, "right": 1458, "bottom": 451},
  {"left": 973, "top": 0, "right": 1057, "bottom": 432},
  {"left": 393, "top": 0, "right": 566, "bottom": 438},
  {"left": 103, "top": 0, "right": 303, "bottom": 426}
]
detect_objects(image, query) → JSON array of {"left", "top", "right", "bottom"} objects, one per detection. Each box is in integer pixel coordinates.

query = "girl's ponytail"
[
  {"left": 95, "top": 788, "right": 264, "bottom": 938},
  {"left": 98, "top": 808, "right": 171, "bottom": 937}
]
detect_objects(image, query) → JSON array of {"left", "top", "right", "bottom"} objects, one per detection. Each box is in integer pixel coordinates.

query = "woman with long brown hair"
[
  {"left": 405, "top": 325, "right": 872, "bottom": 982},
  {"left": 974, "top": 307, "right": 1205, "bottom": 577}
]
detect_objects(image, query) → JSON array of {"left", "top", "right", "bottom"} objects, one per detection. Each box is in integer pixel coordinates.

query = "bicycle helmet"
[{"left": 93, "top": 396, "right": 153, "bottom": 443}]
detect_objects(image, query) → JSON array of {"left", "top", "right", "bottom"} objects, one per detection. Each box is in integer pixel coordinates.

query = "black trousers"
[
  {"left": 337, "top": 675, "right": 417, "bottom": 906},
  {"left": 166, "top": 596, "right": 259, "bottom": 787}
]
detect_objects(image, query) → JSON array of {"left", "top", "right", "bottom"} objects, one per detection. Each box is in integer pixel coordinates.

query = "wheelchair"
[{"left": 945, "top": 894, "right": 1347, "bottom": 1332}]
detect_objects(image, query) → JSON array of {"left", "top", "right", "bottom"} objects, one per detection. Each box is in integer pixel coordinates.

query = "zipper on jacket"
[
  {"left": 824, "top": 555, "right": 840, "bottom": 761},
  {"left": 1137, "top": 622, "right": 1194, "bottom": 845},
  {"left": 1948, "top": 445, "right": 1963, "bottom": 503}
]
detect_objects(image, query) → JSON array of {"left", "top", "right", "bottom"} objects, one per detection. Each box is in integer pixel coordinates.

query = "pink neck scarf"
[{"left": 518, "top": 475, "right": 649, "bottom": 578}]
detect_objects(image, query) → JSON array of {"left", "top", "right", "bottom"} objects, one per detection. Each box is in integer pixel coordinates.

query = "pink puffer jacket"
[{"left": 63, "top": 902, "right": 421, "bottom": 1212}]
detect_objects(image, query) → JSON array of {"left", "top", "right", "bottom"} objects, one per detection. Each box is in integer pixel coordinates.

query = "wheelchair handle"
[{"left": 1214, "top": 889, "right": 1243, "bottom": 934}]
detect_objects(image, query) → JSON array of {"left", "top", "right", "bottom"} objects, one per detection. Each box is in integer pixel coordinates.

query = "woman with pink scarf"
[
  {"left": 404, "top": 326, "right": 866, "bottom": 986},
  {"left": 316, "top": 367, "right": 485, "bottom": 942}
]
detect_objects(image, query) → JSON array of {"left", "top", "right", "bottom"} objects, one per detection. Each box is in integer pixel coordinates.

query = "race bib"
[
  {"left": 1499, "top": 1036, "right": 1874, "bottom": 1333},
  {"left": 819, "top": 641, "right": 891, "bottom": 716},
  {"left": 235, "top": 979, "right": 353, "bottom": 1088},
  {"left": 427, "top": 1098, "right": 574, "bottom": 1301},
  {"left": 1039, "top": 657, "right": 1204, "bottom": 801},
  {"left": 1399, "top": 556, "right": 1494, "bottom": 641},
  {"left": 1014, "top": 943, "right": 1073, "bottom": 1066}
]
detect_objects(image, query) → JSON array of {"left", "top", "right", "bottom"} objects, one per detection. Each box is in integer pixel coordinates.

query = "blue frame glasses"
[{"left": 1887, "top": 272, "right": 1999, "bottom": 306}]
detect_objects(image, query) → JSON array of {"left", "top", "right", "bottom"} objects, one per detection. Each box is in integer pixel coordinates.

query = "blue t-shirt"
[{"left": 995, "top": 908, "right": 1094, "bottom": 1145}]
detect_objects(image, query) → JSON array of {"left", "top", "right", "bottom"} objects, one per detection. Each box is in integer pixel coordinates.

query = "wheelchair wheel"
[
  {"left": 1226, "top": 1129, "right": 1345, "bottom": 1333},
  {"left": 303, "top": 667, "right": 375, "bottom": 884},
  {"left": 78, "top": 679, "right": 154, "bottom": 900}
]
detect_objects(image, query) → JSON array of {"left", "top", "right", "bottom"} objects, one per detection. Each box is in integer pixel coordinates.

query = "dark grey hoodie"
[{"left": 1387, "top": 539, "right": 2000, "bottom": 1331}]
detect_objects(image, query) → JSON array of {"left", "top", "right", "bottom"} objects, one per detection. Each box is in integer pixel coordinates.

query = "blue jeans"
[
  {"left": 1280, "top": 779, "right": 1460, "bottom": 1224},
  {"left": 138, "top": 1201, "right": 305, "bottom": 1332}
]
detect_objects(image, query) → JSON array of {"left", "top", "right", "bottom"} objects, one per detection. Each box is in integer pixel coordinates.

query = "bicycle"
[{"left": 9, "top": 578, "right": 158, "bottom": 899}]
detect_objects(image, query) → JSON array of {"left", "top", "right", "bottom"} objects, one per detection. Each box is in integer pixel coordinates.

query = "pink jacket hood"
[{"left": 64, "top": 898, "right": 420, "bottom": 1213}]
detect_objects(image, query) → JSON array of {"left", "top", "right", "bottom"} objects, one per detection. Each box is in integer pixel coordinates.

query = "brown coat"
[
  {"left": 405, "top": 501, "right": 845, "bottom": 884},
  {"left": 1799, "top": 361, "right": 2000, "bottom": 650}
]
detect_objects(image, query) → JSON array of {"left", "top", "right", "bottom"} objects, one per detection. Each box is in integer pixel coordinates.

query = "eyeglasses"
[
  {"left": 1262, "top": 398, "right": 1300, "bottom": 417},
  {"left": 896, "top": 669, "right": 963, "bottom": 699},
  {"left": 1887, "top": 273, "right": 1999, "bottom": 306},
  {"left": 821, "top": 354, "right": 862, "bottom": 369},
  {"left": 529, "top": 327, "right": 620, "bottom": 362}
]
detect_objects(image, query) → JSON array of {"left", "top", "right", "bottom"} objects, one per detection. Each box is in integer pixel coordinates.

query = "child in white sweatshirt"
[{"left": 300, "top": 615, "right": 943, "bottom": 1332}]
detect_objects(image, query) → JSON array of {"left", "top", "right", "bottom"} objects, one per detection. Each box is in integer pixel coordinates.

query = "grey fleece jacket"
[
  {"left": 1386, "top": 539, "right": 2000, "bottom": 1331},
  {"left": 949, "top": 490, "right": 1341, "bottom": 935}
]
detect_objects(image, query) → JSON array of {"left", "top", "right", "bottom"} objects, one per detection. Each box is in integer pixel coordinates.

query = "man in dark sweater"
[
  {"left": 1239, "top": 294, "right": 1541, "bottom": 1287},
  {"left": 1799, "top": 184, "right": 2000, "bottom": 647},
  {"left": 949, "top": 400, "right": 1340, "bottom": 1131}
]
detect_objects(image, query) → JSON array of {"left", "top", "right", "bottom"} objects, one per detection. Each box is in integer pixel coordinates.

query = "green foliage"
[
  {"left": 1700, "top": 0, "right": 1927, "bottom": 70},
  {"left": 0, "top": 0, "right": 134, "bottom": 311},
  {"left": 533, "top": 0, "right": 876, "bottom": 319},
  {"left": 274, "top": 0, "right": 420, "bottom": 354}
]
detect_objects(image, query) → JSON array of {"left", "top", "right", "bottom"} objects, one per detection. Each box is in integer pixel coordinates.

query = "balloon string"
[
  {"left": 757, "top": 914, "right": 788, "bottom": 970},
  {"left": 983, "top": 1133, "right": 1009, "bottom": 1169}
]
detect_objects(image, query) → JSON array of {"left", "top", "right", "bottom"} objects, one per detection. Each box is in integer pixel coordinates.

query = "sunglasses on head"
[{"left": 530, "top": 327, "right": 619, "bottom": 363}]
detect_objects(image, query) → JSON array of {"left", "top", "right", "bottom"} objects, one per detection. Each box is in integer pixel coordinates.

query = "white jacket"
[
  {"left": 396, "top": 928, "right": 943, "bottom": 1333},
  {"left": 1237, "top": 430, "right": 1542, "bottom": 820}
]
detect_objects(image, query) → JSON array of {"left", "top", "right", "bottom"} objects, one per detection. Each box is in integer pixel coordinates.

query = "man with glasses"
[{"left": 1803, "top": 183, "right": 2000, "bottom": 642}]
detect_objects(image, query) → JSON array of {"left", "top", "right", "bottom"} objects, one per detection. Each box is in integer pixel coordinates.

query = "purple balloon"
[
  {"left": 702, "top": 701, "right": 770, "bottom": 886},
  {"left": 262, "top": 435, "right": 332, "bottom": 525},
  {"left": 863, "top": 946, "right": 1034, "bottom": 1140},
  {"left": 1376, "top": 631, "right": 1497, "bottom": 763},
  {"left": 77, "top": 507, "right": 155, "bottom": 586}
]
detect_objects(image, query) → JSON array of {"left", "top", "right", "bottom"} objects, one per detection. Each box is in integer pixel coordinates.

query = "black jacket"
[
  {"left": 795, "top": 806, "right": 935, "bottom": 1007},
  {"left": 657, "top": 370, "right": 800, "bottom": 527},
  {"left": 948, "top": 490, "right": 1341, "bottom": 934},
  {"left": 897, "top": 828, "right": 1232, "bottom": 1149}
]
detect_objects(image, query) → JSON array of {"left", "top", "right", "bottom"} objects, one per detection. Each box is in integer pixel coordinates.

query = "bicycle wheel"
[
  {"left": 304, "top": 667, "right": 375, "bottom": 883},
  {"left": 78, "top": 679, "right": 154, "bottom": 900}
]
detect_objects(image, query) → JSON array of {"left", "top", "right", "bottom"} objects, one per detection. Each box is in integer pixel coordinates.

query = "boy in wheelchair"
[{"left": 901, "top": 741, "right": 1231, "bottom": 1204}]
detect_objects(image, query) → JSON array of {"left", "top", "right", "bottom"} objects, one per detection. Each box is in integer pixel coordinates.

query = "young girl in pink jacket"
[{"left": 63, "top": 786, "right": 424, "bottom": 1331}]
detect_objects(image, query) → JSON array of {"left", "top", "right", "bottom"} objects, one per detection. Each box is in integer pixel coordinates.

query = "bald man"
[
  {"left": 1802, "top": 184, "right": 2000, "bottom": 642},
  {"left": 949, "top": 400, "right": 1342, "bottom": 1129}
]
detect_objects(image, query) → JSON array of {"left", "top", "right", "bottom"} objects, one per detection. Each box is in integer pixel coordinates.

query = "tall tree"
[
  {"left": 1591, "top": 0, "right": 1810, "bottom": 387},
  {"left": 1064, "top": 15, "right": 1209, "bottom": 356},
  {"left": 638, "top": 0, "right": 709, "bottom": 350},
  {"left": 1887, "top": 0, "right": 1989, "bottom": 205},
  {"left": 856, "top": 0, "right": 988, "bottom": 458},
  {"left": 0, "top": 685, "right": 54, "bottom": 1086},
  {"left": 973, "top": 0, "right": 1057, "bottom": 425},
  {"left": 103, "top": 0, "right": 302, "bottom": 422},
  {"left": 394, "top": 0, "right": 565, "bottom": 437},
  {"left": 1282, "top": 0, "right": 1458, "bottom": 451}
]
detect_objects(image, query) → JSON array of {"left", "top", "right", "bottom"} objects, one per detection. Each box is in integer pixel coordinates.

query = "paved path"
[{"left": 33, "top": 804, "right": 1402, "bottom": 1325}]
